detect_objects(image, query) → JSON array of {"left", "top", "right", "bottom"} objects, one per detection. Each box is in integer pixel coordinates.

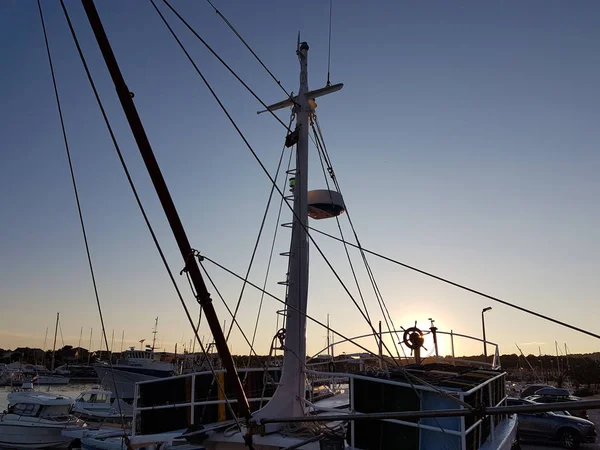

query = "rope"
[
  {"left": 248, "top": 139, "right": 295, "bottom": 366},
  {"left": 151, "top": 0, "right": 401, "bottom": 363},
  {"left": 202, "top": 254, "right": 473, "bottom": 411},
  {"left": 308, "top": 226, "right": 600, "bottom": 341},
  {"left": 225, "top": 113, "right": 295, "bottom": 343},
  {"left": 58, "top": 0, "right": 240, "bottom": 428},
  {"left": 48, "top": 0, "right": 127, "bottom": 432},
  {"left": 155, "top": 0, "right": 293, "bottom": 132},
  {"left": 310, "top": 118, "right": 405, "bottom": 362},
  {"left": 326, "top": 0, "right": 333, "bottom": 86},
  {"left": 312, "top": 113, "right": 405, "bottom": 356},
  {"left": 203, "top": 0, "right": 292, "bottom": 98}
]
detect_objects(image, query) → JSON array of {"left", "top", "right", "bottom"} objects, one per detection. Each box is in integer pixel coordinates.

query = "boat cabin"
[
  {"left": 75, "top": 388, "right": 112, "bottom": 411},
  {"left": 5, "top": 392, "right": 73, "bottom": 420}
]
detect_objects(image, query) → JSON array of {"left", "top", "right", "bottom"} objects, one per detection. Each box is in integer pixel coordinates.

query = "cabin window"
[
  {"left": 40, "top": 405, "right": 70, "bottom": 418},
  {"left": 12, "top": 403, "right": 40, "bottom": 416},
  {"left": 78, "top": 393, "right": 93, "bottom": 402},
  {"left": 95, "top": 394, "right": 108, "bottom": 403}
]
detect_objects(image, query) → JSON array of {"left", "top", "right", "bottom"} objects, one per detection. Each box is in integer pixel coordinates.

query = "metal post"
[
  {"left": 450, "top": 330, "right": 456, "bottom": 366},
  {"left": 81, "top": 0, "right": 250, "bottom": 419},
  {"left": 482, "top": 307, "right": 492, "bottom": 360},
  {"left": 378, "top": 321, "right": 383, "bottom": 369},
  {"left": 429, "top": 318, "right": 439, "bottom": 362},
  {"left": 88, "top": 328, "right": 93, "bottom": 365}
]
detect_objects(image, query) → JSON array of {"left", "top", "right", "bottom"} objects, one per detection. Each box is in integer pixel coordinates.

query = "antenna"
[{"left": 151, "top": 317, "right": 159, "bottom": 351}]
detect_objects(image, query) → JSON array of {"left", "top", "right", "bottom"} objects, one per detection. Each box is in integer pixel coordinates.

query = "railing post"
[
  {"left": 350, "top": 376, "right": 355, "bottom": 448},
  {"left": 132, "top": 382, "right": 139, "bottom": 436},
  {"left": 489, "top": 383, "right": 495, "bottom": 440},
  {"left": 190, "top": 373, "right": 195, "bottom": 425},
  {"left": 450, "top": 330, "right": 456, "bottom": 366}
]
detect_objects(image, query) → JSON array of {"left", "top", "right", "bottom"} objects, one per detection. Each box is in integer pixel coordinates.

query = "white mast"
[
  {"left": 50, "top": 312, "right": 59, "bottom": 372},
  {"left": 88, "top": 328, "right": 93, "bottom": 364},
  {"left": 77, "top": 326, "right": 83, "bottom": 363},
  {"left": 255, "top": 42, "right": 311, "bottom": 422},
  {"left": 255, "top": 42, "right": 343, "bottom": 425}
]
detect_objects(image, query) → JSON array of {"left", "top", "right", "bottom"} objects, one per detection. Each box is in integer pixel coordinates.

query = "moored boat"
[{"left": 0, "top": 387, "right": 84, "bottom": 449}]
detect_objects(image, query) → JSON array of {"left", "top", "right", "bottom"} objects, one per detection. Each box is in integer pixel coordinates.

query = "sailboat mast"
[
  {"left": 88, "top": 328, "right": 93, "bottom": 365},
  {"left": 81, "top": 0, "right": 250, "bottom": 419},
  {"left": 42, "top": 327, "right": 48, "bottom": 365},
  {"left": 51, "top": 312, "right": 59, "bottom": 372},
  {"left": 77, "top": 326, "right": 83, "bottom": 363}
]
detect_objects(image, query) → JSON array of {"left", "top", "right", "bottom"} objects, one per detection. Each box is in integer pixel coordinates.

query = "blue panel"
[{"left": 419, "top": 390, "right": 462, "bottom": 450}]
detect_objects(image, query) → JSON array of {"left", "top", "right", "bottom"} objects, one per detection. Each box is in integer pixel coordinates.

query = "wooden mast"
[{"left": 80, "top": 0, "right": 250, "bottom": 418}]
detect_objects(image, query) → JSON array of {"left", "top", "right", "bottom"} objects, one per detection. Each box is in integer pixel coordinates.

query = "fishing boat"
[
  {"left": 0, "top": 383, "right": 84, "bottom": 449},
  {"left": 28, "top": 1, "right": 600, "bottom": 449},
  {"left": 95, "top": 319, "right": 174, "bottom": 402},
  {"left": 71, "top": 387, "right": 133, "bottom": 423},
  {"left": 68, "top": 3, "right": 520, "bottom": 448}
]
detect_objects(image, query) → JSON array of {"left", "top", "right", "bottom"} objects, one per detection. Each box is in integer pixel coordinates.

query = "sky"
[{"left": 0, "top": 1, "right": 599, "bottom": 361}]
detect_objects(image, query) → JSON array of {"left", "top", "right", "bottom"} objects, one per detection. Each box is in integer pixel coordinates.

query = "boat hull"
[
  {"left": 35, "top": 376, "right": 70, "bottom": 385},
  {"left": 94, "top": 367, "right": 166, "bottom": 402},
  {"left": 0, "top": 422, "right": 72, "bottom": 449}
]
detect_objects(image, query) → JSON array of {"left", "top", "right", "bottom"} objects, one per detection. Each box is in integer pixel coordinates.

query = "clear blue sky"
[{"left": 1, "top": 1, "right": 599, "bottom": 359}]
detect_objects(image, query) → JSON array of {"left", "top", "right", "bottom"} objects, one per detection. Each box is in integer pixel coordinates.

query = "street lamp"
[{"left": 482, "top": 307, "right": 492, "bottom": 361}]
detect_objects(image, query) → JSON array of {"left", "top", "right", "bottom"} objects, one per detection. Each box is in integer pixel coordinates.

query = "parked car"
[
  {"left": 507, "top": 398, "right": 596, "bottom": 449},
  {"left": 525, "top": 393, "right": 588, "bottom": 420},
  {"left": 519, "top": 383, "right": 552, "bottom": 399}
]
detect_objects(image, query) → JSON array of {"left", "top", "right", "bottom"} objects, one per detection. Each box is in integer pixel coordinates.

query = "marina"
[{"left": 2, "top": 0, "right": 600, "bottom": 449}]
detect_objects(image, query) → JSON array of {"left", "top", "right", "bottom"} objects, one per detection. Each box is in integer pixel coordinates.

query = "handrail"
[{"left": 309, "top": 328, "right": 501, "bottom": 368}]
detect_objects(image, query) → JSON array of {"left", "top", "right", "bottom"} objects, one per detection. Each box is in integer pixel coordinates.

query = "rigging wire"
[
  {"left": 42, "top": 0, "right": 126, "bottom": 431},
  {"left": 308, "top": 226, "right": 600, "bottom": 341},
  {"left": 198, "top": 261, "right": 279, "bottom": 382},
  {"left": 310, "top": 123, "right": 457, "bottom": 449},
  {"left": 58, "top": 0, "right": 240, "bottom": 426},
  {"left": 150, "top": 0, "right": 401, "bottom": 363},
  {"left": 309, "top": 124, "right": 378, "bottom": 342},
  {"left": 248, "top": 144, "right": 295, "bottom": 364},
  {"left": 203, "top": 0, "right": 292, "bottom": 98},
  {"left": 58, "top": 320, "right": 65, "bottom": 348},
  {"left": 310, "top": 118, "right": 404, "bottom": 360},
  {"left": 202, "top": 254, "right": 473, "bottom": 411},
  {"left": 155, "top": 0, "right": 293, "bottom": 132},
  {"left": 312, "top": 113, "right": 405, "bottom": 354},
  {"left": 225, "top": 113, "right": 295, "bottom": 343},
  {"left": 326, "top": 0, "right": 333, "bottom": 86}
]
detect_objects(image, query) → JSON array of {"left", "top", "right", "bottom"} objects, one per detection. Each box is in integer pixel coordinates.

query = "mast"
[
  {"left": 151, "top": 317, "right": 159, "bottom": 351},
  {"left": 256, "top": 42, "right": 311, "bottom": 422},
  {"left": 77, "top": 326, "right": 83, "bottom": 363},
  {"left": 51, "top": 312, "right": 59, "bottom": 372},
  {"left": 88, "top": 328, "right": 93, "bottom": 365},
  {"left": 42, "top": 327, "right": 48, "bottom": 366},
  {"left": 110, "top": 329, "right": 115, "bottom": 356},
  {"left": 120, "top": 330, "right": 124, "bottom": 353},
  {"left": 253, "top": 42, "right": 342, "bottom": 425},
  {"left": 81, "top": 0, "right": 250, "bottom": 419}
]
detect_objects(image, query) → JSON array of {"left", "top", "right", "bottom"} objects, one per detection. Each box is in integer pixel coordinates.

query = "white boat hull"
[
  {"left": 95, "top": 367, "right": 161, "bottom": 401},
  {"left": 35, "top": 376, "right": 70, "bottom": 385},
  {"left": 0, "top": 422, "right": 72, "bottom": 449}
]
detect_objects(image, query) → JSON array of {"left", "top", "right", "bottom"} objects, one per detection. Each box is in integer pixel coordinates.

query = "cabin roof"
[{"left": 8, "top": 391, "right": 73, "bottom": 406}]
